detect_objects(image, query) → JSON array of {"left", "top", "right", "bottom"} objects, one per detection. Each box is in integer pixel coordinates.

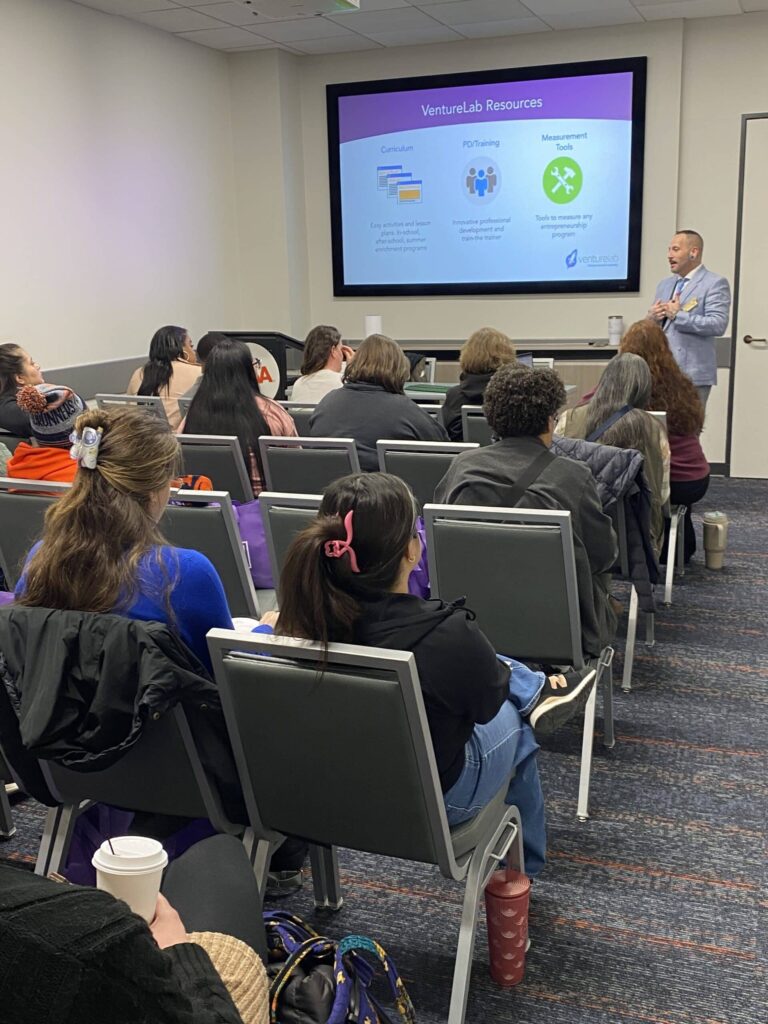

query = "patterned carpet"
[{"left": 2, "top": 476, "right": 766, "bottom": 1023}]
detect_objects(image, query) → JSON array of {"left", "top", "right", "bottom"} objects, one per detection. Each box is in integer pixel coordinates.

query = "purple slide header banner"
[{"left": 338, "top": 73, "right": 632, "bottom": 144}]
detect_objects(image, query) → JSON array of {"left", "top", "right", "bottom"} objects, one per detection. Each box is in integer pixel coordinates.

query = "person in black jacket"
[
  {"left": 0, "top": 342, "right": 45, "bottom": 436},
  {"left": 439, "top": 327, "right": 517, "bottom": 441},
  {"left": 435, "top": 365, "right": 618, "bottom": 658},
  {"left": 272, "top": 473, "right": 596, "bottom": 879},
  {"left": 0, "top": 833, "right": 267, "bottom": 1024},
  {"left": 308, "top": 334, "right": 447, "bottom": 470}
]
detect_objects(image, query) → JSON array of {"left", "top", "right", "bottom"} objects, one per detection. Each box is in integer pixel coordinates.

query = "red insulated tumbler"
[{"left": 484, "top": 867, "right": 531, "bottom": 986}]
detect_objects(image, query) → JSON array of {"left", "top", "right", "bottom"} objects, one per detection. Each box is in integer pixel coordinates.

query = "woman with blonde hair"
[
  {"left": 619, "top": 320, "right": 709, "bottom": 561},
  {"left": 440, "top": 327, "right": 517, "bottom": 441},
  {"left": 309, "top": 333, "right": 446, "bottom": 469}
]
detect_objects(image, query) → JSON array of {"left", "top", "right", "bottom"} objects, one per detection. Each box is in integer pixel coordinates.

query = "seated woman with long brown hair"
[
  {"left": 15, "top": 406, "right": 233, "bottom": 666},
  {"left": 619, "top": 320, "right": 709, "bottom": 562}
]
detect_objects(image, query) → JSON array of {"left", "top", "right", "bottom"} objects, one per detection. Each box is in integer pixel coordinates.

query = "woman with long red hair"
[{"left": 619, "top": 320, "right": 710, "bottom": 562}]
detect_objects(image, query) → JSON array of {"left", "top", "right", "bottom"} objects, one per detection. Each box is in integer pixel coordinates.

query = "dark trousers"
[
  {"left": 666, "top": 475, "right": 710, "bottom": 562},
  {"left": 162, "top": 834, "right": 267, "bottom": 960}
]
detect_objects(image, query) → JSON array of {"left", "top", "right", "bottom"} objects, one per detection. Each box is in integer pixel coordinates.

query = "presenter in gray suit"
[{"left": 648, "top": 230, "right": 731, "bottom": 408}]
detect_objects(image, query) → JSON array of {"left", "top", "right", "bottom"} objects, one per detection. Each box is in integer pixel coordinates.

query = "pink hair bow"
[{"left": 323, "top": 510, "right": 360, "bottom": 573}]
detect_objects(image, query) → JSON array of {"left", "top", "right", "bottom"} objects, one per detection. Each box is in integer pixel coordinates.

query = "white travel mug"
[
  {"left": 608, "top": 315, "right": 624, "bottom": 347},
  {"left": 702, "top": 511, "right": 729, "bottom": 570},
  {"left": 92, "top": 836, "right": 168, "bottom": 922}
]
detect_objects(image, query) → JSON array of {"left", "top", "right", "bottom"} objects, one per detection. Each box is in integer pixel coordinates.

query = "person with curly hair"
[
  {"left": 619, "top": 320, "right": 709, "bottom": 561},
  {"left": 434, "top": 366, "right": 617, "bottom": 657}
]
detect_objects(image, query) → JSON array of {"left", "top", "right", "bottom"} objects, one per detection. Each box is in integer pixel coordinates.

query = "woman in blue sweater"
[{"left": 16, "top": 406, "right": 234, "bottom": 667}]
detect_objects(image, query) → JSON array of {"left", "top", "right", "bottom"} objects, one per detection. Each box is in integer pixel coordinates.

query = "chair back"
[
  {"left": 277, "top": 402, "right": 316, "bottom": 436},
  {"left": 376, "top": 441, "right": 478, "bottom": 507},
  {"left": 648, "top": 410, "right": 668, "bottom": 434},
  {"left": 0, "top": 432, "right": 29, "bottom": 453},
  {"left": 0, "top": 479, "right": 69, "bottom": 587},
  {"left": 177, "top": 395, "right": 193, "bottom": 420},
  {"left": 178, "top": 435, "right": 253, "bottom": 503},
  {"left": 259, "top": 436, "right": 360, "bottom": 494},
  {"left": 42, "top": 707, "right": 230, "bottom": 824},
  {"left": 95, "top": 393, "right": 169, "bottom": 424},
  {"left": 424, "top": 503, "right": 583, "bottom": 667},
  {"left": 208, "top": 631, "right": 455, "bottom": 869},
  {"left": 161, "top": 491, "right": 259, "bottom": 617},
  {"left": 258, "top": 492, "right": 321, "bottom": 600},
  {"left": 460, "top": 406, "right": 494, "bottom": 446},
  {"left": 532, "top": 357, "right": 555, "bottom": 371}
]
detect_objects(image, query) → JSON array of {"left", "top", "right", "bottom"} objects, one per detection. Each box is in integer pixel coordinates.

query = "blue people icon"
[
  {"left": 475, "top": 168, "right": 488, "bottom": 198},
  {"left": 465, "top": 167, "right": 477, "bottom": 195},
  {"left": 486, "top": 166, "right": 497, "bottom": 194}
]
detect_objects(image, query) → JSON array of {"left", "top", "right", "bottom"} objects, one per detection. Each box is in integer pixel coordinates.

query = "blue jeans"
[{"left": 443, "top": 657, "right": 547, "bottom": 877}]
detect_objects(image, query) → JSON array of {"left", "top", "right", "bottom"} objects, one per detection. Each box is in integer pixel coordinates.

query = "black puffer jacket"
[
  {"left": 552, "top": 435, "right": 660, "bottom": 612},
  {"left": 0, "top": 607, "right": 244, "bottom": 819}
]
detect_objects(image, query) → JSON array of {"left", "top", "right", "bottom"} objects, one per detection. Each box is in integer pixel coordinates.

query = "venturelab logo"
[{"left": 565, "top": 249, "right": 578, "bottom": 269}]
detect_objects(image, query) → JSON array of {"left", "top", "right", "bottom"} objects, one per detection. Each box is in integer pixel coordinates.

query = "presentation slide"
[{"left": 328, "top": 60, "right": 645, "bottom": 295}]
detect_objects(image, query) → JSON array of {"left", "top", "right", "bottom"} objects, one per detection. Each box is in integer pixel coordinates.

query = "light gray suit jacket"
[{"left": 652, "top": 266, "right": 731, "bottom": 386}]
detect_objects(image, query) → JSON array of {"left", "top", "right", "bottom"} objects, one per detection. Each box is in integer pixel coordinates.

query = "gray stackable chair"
[
  {"left": 0, "top": 752, "right": 16, "bottom": 840},
  {"left": 258, "top": 492, "right": 321, "bottom": 602},
  {"left": 415, "top": 403, "right": 444, "bottom": 422},
  {"left": 277, "top": 402, "right": 316, "bottom": 436},
  {"left": 178, "top": 435, "right": 254, "bottom": 504},
  {"left": 460, "top": 406, "right": 494, "bottom": 446},
  {"left": 0, "top": 432, "right": 29, "bottom": 453},
  {"left": 177, "top": 395, "right": 193, "bottom": 420},
  {"left": 162, "top": 490, "right": 259, "bottom": 618},
  {"left": 0, "top": 478, "right": 70, "bottom": 588},
  {"left": 612, "top": 499, "right": 657, "bottom": 692},
  {"left": 376, "top": 440, "right": 478, "bottom": 508},
  {"left": 423, "top": 503, "right": 614, "bottom": 821},
  {"left": 648, "top": 410, "right": 686, "bottom": 605},
  {"left": 34, "top": 706, "right": 245, "bottom": 877},
  {"left": 95, "top": 393, "right": 169, "bottom": 423},
  {"left": 259, "top": 436, "right": 360, "bottom": 494},
  {"left": 207, "top": 630, "right": 524, "bottom": 1024}
]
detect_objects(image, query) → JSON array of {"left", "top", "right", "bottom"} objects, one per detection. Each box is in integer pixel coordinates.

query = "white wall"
[{"left": 0, "top": 0, "right": 241, "bottom": 368}]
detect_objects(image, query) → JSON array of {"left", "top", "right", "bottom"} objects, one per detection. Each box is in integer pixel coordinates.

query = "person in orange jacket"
[{"left": 7, "top": 384, "right": 85, "bottom": 483}]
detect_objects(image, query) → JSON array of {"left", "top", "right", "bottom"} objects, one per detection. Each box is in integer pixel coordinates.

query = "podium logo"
[{"left": 565, "top": 249, "right": 578, "bottom": 269}]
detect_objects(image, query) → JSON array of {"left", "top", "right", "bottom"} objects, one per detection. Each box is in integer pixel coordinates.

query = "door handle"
[{"left": 743, "top": 335, "right": 768, "bottom": 347}]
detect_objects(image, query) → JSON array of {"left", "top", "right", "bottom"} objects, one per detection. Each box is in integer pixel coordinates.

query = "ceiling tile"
[
  {"left": 189, "top": 3, "right": 266, "bottom": 26},
  {"left": 424, "top": 0, "right": 532, "bottom": 25},
  {"left": 364, "top": 24, "right": 464, "bottom": 43},
  {"left": 343, "top": 0, "right": 410, "bottom": 8},
  {"left": 453, "top": 15, "right": 551, "bottom": 36},
  {"left": 522, "top": 0, "right": 633, "bottom": 13},
  {"left": 178, "top": 25, "right": 271, "bottom": 46},
  {"left": 72, "top": 0, "right": 180, "bottom": 13},
  {"left": 637, "top": 0, "right": 741, "bottom": 17},
  {"left": 289, "top": 33, "right": 383, "bottom": 51},
  {"left": 542, "top": 8, "right": 644, "bottom": 28},
  {"left": 134, "top": 7, "right": 224, "bottom": 30},
  {"left": 251, "top": 17, "right": 357, "bottom": 40},
  {"left": 326, "top": 6, "right": 446, "bottom": 30},
  {"left": 741, "top": 0, "right": 768, "bottom": 10},
  {"left": 413, "top": 0, "right": 470, "bottom": 5}
]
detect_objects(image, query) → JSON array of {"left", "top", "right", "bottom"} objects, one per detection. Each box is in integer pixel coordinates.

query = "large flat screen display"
[{"left": 327, "top": 57, "right": 646, "bottom": 296}]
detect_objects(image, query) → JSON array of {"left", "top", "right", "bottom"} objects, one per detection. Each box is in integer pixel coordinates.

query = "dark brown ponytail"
[{"left": 277, "top": 473, "right": 418, "bottom": 648}]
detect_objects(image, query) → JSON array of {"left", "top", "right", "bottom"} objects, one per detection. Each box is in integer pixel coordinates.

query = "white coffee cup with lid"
[{"left": 92, "top": 836, "right": 168, "bottom": 923}]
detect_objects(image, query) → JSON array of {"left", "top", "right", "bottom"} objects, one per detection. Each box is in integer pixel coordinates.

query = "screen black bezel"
[{"left": 326, "top": 55, "right": 646, "bottom": 297}]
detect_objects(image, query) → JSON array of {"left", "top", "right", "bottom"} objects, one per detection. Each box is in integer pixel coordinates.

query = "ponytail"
[
  {"left": 277, "top": 473, "right": 418, "bottom": 649},
  {"left": 0, "top": 343, "right": 24, "bottom": 395}
]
